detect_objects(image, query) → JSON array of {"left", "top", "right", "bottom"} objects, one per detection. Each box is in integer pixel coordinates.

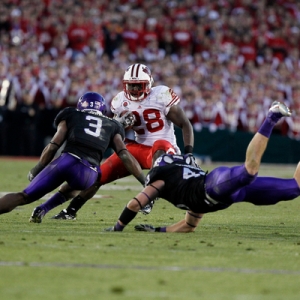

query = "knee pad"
[
  {"left": 21, "top": 192, "right": 32, "bottom": 204},
  {"left": 152, "top": 140, "right": 176, "bottom": 156}
]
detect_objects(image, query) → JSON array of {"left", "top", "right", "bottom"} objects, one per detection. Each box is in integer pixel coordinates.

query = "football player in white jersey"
[{"left": 30, "top": 63, "right": 194, "bottom": 222}]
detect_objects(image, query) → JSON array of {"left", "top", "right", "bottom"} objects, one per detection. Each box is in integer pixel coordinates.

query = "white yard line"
[
  {"left": 0, "top": 182, "right": 142, "bottom": 198},
  {"left": 0, "top": 260, "right": 300, "bottom": 275}
]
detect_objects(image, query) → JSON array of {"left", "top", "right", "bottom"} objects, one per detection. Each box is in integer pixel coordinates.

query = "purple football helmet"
[{"left": 77, "top": 92, "right": 107, "bottom": 115}]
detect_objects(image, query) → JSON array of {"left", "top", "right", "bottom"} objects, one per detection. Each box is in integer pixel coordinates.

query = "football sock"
[
  {"left": 39, "top": 192, "right": 66, "bottom": 213},
  {"left": 114, "top": 222, "right": 125, "bottom": 231},
  {"left": 258, "top": 111, "right": 282, "bottom": 138},
  {"left": 66, "top": 195, "right": 87, "bottom": 214}
]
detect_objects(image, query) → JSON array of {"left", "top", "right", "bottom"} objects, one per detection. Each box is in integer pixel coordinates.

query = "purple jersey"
[{"left": 55, "top": 107, "right": 125, "bottom": 166}]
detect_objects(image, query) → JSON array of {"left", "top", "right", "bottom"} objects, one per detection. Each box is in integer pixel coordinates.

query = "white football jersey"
[{"left": 111, "top": 85, "right": 180, "bottom": 152}]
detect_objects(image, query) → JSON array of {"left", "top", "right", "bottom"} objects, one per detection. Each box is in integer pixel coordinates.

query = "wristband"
[
  {"left": 155, "top": 227, "right": 166, "bottom": 232},
  {"left": 184, "top": 145, "right": 193, "bottom": 154}
]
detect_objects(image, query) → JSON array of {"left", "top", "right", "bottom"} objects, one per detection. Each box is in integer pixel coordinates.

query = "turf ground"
[{"left": 0, "top": 157, "right": 300, "bottom": 300}]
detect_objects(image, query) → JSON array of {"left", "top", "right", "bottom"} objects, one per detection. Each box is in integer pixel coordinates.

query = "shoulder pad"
[
  {"left": 54, "top": 107, "right": 76, "bottom": 127},
  {"left": 151, "top": 86, "right": 180, "bottom": 107},
  {"left": 111, "top": 92, "right": 126, "bottom": 114}
]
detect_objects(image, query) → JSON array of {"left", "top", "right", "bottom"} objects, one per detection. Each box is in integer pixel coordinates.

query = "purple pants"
[
  {"left": 24, "top": 153, "right": 100, "bottom": 203},
  {"left": 205, "top": 165, "right": 300, "bottom": 205}
]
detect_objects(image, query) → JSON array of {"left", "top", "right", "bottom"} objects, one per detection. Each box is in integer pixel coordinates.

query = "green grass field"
[{"left": 0, "top": 158, "right": 300, "bottom": 300}]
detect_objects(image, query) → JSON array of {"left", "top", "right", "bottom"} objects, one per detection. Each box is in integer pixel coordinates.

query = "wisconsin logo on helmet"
[{"left": 142, "top": 65, "right": 151, "bottom": 76}]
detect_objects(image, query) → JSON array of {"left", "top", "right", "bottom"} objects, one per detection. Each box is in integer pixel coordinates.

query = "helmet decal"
[
  {"left": 80, "top": 101, "right": 89, "bottom": 108},
  {"left": 142, "top": 65, "right": 151, "bottom": 76}
]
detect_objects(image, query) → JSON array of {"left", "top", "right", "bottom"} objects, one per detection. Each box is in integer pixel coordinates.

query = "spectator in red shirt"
[
  {"left": 141, "top": 18, "right": 160, "bottom": 48},
  {"left": 172, "top": 17, "right": 193, "bottom": 55},
  {"left": 67, "top": 13, "right": 92, "bottom": 59},
  {"left": 267, "top": 27, "right": 289, "bottom": 62},
  {"left": 122, "top": 17, "right": 144, "bottom": 55},
  {"left": 238, "top": 32, "right": 257, "bottom": 64},
  {"left": 36, "top": 15, "right": 57, "bottom": 52}
]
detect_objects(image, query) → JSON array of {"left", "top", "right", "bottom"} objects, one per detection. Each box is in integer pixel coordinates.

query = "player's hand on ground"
[
  {"left": 134, "top": 224, "right": 158, "bottom": 232},
  {"left": 104, "top": 226, "right": 116, "bottom": 232}
]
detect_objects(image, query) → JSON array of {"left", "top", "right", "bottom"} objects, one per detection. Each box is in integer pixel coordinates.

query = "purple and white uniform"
[
  {"left": 146, "top": 154, "right": 300, "bottom": 213},
  {"left": 24, "top": 107, "right": 125, "bottom": 202}
]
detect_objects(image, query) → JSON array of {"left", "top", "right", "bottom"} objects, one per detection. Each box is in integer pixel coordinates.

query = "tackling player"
[
  {"left": 30, "top": 63, "right": 194, "bottom": 222},
  {"left": 104, "top": 102, "right": 300, "bottom": 233},
  {"left": 0, "top": 92, "right": 145, "bottom": 216}
]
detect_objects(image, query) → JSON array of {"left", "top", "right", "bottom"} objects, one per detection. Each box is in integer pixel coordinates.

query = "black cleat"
[
  {"left": 51, "top": 209, "right": 76, "bottom": 220},
  {"left": 104, "top": 226, "right": 116, "bottom": 232},
  {"left": 29, "top": 207, "right": 45, "bottom": 223}
]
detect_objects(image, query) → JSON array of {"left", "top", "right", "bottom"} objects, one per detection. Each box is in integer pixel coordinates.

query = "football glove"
[
  {"left": 139, "top": 199, "right": 155, "bottom": 215},
  {"left": 134, "top": 224, "right": 161, "bottom": 232},
  {"left": 27, "top": 162, "right": 45, "bottom": 182},
  {"left": 185, "top": 153, "right": 199, "bottom": 168},
  {"left": 27, "top": 171, "right": 35, "bottom": 182},
  {"left": 114, "top": 111, "right": 135, "bottom": 128}
]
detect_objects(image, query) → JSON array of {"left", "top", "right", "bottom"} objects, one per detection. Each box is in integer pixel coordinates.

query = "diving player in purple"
[
  {"left": 105, "top": 101, "right": 300, "bottom": 233},
  {"left": 0, "top": 92, "right": 145, "bottom": 218}
]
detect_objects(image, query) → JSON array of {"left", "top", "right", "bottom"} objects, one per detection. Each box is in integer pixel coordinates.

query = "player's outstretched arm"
[
  {"left": 28, "top": 121, "right": 67, "bottom": 181},
  {"left": 135, "top": 211, "right": 204, "bottom": 233},
  {"left": 105, "top": 182, "right": 163, "bottom": 232},
  {"left": 166, "top": 105, "right": 194, "bottom": 154},
  {"left": 168, "top": 211, "right": 204, "bottom": 232}
]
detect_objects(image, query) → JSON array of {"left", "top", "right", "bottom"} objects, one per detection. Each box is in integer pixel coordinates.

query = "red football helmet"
[{"left": 123, "top": 63, "right": 154, "bottom": 101}]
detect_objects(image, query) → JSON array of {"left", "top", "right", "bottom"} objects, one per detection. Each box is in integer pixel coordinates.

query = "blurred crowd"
[{"left": 1, "top": 0, "right": 300, "bottom": 156}]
